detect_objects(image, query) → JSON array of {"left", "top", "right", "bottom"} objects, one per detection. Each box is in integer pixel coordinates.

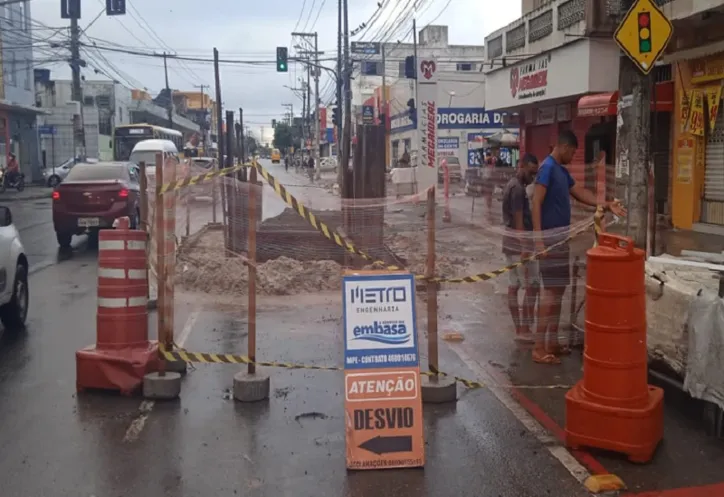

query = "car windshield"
[
  {"left": 129, "top": 151, "right": 162, "bottom": 168},
  {"left": 65, "top": 164, "right": 127, "bottom": 182}
]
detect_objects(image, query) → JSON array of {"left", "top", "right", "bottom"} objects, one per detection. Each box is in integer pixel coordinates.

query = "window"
[
  {"left": 17, "top": 1, "right": 27, "bottom": 31},
  {"left": 403, "top": 138, "right": 411, "bottom": 152},
  {"left": 24, "top": 58, "right": 30, "bottom": 90},
  {"left": 392, "top": 140, "right": 399, "bottom": 160},
  {"left": 456, "top": 63, "right": 475, "bottom": 71},
  {"left": 83, "top": 96, "right": 95, "bottom": 106},
  {"left": 6, "top": 53, "right": 16, "bottom": 86},
  {"left": 398, "top": 61, "right": 406, "bottom": 77}
]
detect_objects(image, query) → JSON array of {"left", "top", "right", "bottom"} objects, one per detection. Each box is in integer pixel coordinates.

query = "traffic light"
[
  {"left": 276, "top": 46, "right": 288, "bottom": 72},
  {"left": 404, "top": 56, "right": 416, "bottom": 79},
  {"left": 272, "top": 119, "right": 277, "bottom": 128},
  {"left": 638, "top": 12, "right": 651, "bottom": 53},
  {"left": 407, "top": 98, "right": 416, "bottom": 124},
  {"left": 332, "top": 106, "right": 340, "bottom": 127}
]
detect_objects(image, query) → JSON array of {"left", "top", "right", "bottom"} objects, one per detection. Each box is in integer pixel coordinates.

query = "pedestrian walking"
[
  {"left": 501, "top": 153, "right": 540, "bottom": 344},
  {"left": 531, "top": 130, "right": 626, "bottom": 365}
]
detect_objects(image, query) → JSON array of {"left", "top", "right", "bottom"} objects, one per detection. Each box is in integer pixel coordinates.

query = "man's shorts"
[
  {"left": 539, "top": 244, "right": 570, "bottom": 289},
  {"left": 504, "top": 254, "right": 540, "bottom": 288}
]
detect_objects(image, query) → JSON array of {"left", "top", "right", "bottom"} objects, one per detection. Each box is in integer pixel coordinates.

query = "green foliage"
[{"left": 273, "top": 123, "right": 293, "bottom": 150}]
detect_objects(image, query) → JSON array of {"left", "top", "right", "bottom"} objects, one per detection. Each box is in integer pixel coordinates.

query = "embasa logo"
[
  {"left": 420, "top": 60, "right": 436, "bottom": 80},
  {"left": 510, "top": 67, "right": 519, "bottom": 98},
  {"left": 353, "top": 321, "right": 411, "bottom": 345}
]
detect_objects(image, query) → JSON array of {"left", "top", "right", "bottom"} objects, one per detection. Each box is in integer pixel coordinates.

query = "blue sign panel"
[
  {"left": 362, "top": 105, "right": 375, "bottom": 124},
  {"left": 326, "top": 128, "right": 334, "bottom": 144},
  {"left": 391, "top": 112, "right": 415, "bottom": 134},
  {"left": 38, "top": 125, "right": 57, "bottom": 135},
  {"left": 343, "top": 273, "right": 419, "bottom": 370},
  {"left": 437, "top": 136, "right": 459, "bottom": 150},
  {"left": 437, "top": 108, "right": 506, "bottom": 129}
]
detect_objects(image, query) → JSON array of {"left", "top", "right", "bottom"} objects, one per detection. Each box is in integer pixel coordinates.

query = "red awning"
[
  {"left": 577, "top": 92, "right": 618, "bottom": 117},
  {"left": 577, "top": 82, "right": 675, "bottom": 117}
]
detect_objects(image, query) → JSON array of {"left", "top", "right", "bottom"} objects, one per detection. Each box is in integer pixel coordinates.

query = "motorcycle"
[{"left": 0, "top": 169, "right": 25, "bottom": 193}]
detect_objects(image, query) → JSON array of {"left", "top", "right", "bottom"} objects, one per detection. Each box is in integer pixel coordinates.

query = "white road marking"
[
  {"left": 123, "top": 310, "right": 199, "bottom": 443},
  {"left": 448, "top": 343, "right": 592, "bottom": 485}
]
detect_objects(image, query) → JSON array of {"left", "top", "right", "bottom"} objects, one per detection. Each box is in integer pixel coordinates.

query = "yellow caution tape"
[
  {"left": 160, "top": 347, "right": 572, "bottom": 390},
  {"left": 158, "top": 163, "right": 251, "bottom": 195},
  {"left": 252, "top": 160, "right": 601, "bottom": 284}
]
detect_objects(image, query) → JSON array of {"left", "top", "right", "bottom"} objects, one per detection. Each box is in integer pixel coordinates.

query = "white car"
[{"left": 0, "top": 205, "right": 28, "bottom": 330}]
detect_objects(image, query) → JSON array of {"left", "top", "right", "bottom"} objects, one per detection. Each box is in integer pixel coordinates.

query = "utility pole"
[
  {"left": 336, "top": 0, "right": 344, "bottom": 187},
  {"left": 213, "top": 47, "right": 224, "bottom": 224},
  {"left": 412, "top": 18, "right": 419, "bottom": 157},
  {"left": 381, "top": 44, "right": 389, "bottom": 169},
  {"left": 615, "top": 0, "right": 651, "bottom": 249},
  {"left": 292, "top": 32, "right": 322, "bottom": 170},
  {"left": 69, "top": 15, "right": 86, "bottom": 158},
  {"left": 341, "top": 0, "right": 351, "bottom": 183},
  {"left": 195, "top": 84, "right": 207, "bottom": 155},
  {"left": 163, "top": 52, "right": 173, "bottom": 129},
  {"left": 239, "top": 107, "right": 245, "bottom": 162},
  {"left": 302, "top": 74, "right": 308, "bottom": 146}
]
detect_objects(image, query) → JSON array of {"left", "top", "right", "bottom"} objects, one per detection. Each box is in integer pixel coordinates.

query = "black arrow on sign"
[{"left": 358, "top": 436, "right": 412, "bottom": 455}]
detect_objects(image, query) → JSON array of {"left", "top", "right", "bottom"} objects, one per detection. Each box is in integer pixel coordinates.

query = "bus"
[{"left": 113, "top": 124, "right": 184, "bottom": 161}]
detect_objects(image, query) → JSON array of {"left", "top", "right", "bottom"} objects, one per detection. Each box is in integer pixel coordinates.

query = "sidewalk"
[{"left": 0, "top": 186, "right": 52, "bottom": 202}]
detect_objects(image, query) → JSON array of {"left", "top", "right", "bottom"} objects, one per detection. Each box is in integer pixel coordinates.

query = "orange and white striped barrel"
[{"left": 97, "top": 217, "right": 148, "bottom": 349}]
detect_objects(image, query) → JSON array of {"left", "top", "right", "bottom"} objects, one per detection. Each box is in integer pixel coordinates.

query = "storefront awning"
[
  {"left": 0, "top": 100, "right": 48, "bottom": 115},
  {"left": 577, "top": 82, "right": 674, "bottom": 117},
  {"left": 577, "top": 92, "right": 618, "bottom": 117}
]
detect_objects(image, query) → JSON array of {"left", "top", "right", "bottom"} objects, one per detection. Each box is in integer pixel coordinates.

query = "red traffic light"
[{"left": 638, "top": 12, "right": 650, "bottom": 27}]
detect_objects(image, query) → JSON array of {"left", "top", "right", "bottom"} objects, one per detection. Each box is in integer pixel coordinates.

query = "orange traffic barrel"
[
  {"left": 96, "top": 217, "right": 148, "bottom": 349},
  {"left": 582, "top": 233, "right": 648, "bottom": 407},
  {"left": 565, "top": 233, "right": 663, "bottom": 463}
]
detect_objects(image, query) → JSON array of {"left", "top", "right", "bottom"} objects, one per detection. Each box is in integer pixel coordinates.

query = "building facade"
[
  {"left": 662, "top": 1, "right": 724, "bottom": 231},
  {"left": 1, "top": 0, "right": 43, "bottom": 180},
  {"left": 484, "top": 0, "right": 626, "bottom": 195},
  {"left": 34, "top": 74, "right": 133, "bottom": 166},
  {"left": 352, "top": 25, "right": 488, "bottom": 167}
]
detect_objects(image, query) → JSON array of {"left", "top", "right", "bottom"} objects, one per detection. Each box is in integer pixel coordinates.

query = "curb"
[{"left": 1, "top": 192, "right": 53, "bottom": 201}]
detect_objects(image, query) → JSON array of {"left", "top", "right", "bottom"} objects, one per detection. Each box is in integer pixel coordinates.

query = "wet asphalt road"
[{"left": 0, "top": 168, "right": 595, "bottom": 497}]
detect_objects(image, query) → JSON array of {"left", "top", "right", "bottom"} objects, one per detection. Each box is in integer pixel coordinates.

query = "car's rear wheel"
[
  {"left": 56, "top": 231, "right": 72, "bottom": 248},
  {"left": 0, "top": 262, "right": 28, "bottom": 331},
  {"left": 47, "top": 175, "right": 61, "bottom": 188}
]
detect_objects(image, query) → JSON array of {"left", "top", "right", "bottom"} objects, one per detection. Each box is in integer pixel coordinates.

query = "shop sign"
[
  {"left": 689, "top": 90, "right": 705, "bottom": 137},
  {"left": 437, "top": 136, "right": 459, "bottom": 151},
  {"left": 536, "top": 106, "right": 556, "bottom": 125},
  {"left": 436, "top": 108, "right": 505, "bottom": 129},
  {"left": 676, "top": 137, "right": 694, "bottom": 184},
  {"left": 556, "top": 104, "right": 571, "bottom": 122},
  {"left": 691, "top": 58, "right": 724, "bottom": 85},
  {"left": 362, "top": 105, "right": 375, "bottom": 124},
  {"left": 680, "top": 90, "right": 692, "bottom": 134},
  {"left": 706, "top": 86, "right": 722, "bottom": 133},
  {"left": 391, "top": 112, "right": 415, "bottom": 134},
  {"left": 510, "top": 53, "right": 551, "bottom": 101}
]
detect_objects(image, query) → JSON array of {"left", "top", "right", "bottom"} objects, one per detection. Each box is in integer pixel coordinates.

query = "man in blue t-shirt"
[{"left": 530, "top": 130, "right": 626, "bottom": 365}]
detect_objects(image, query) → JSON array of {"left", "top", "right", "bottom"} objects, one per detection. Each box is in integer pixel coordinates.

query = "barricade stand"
[
  {"left": 76, "top": 217, "right": 160, "bottom": 395},
  {"left": 138, "top": 161, "right": 157, "bottom": 310},
  {"left": 144, "top": 153, "right": 183, "bottom": 399},
  {"left": 233, "top": 165, "right": 270, "bottom": 402},
  {"left": 420, "top": 186, "right": 456, "bottom": 403},
  {"left": 565, "top": 233, "right": 664, "bottom": 463},
  {"left": 441, "top": 159, "right": 451, "bottom": 223},
  {"left": 342, "top": 270, "right": 425, "bottom": 470}
]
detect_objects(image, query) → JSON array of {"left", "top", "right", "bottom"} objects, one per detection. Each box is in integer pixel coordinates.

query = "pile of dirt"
[
  {"left": 176, "top": 230, "right": 342, "bottom": 296},
  {"left": 383, "top": 232, "right": 467, "bottom": 279}
]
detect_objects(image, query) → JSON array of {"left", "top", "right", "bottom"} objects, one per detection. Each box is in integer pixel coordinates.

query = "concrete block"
[
  {"left": 165, "top": 357, "right": 187, "bottom": 374},
  {"left": 233, "top": 371, "right": 270, "bottom": 402},
  {"left": 143, "top": 372, "right": 182, "bottom": 400},
  {"left": 421, "top": 375, "right": 457, "bottom": 404}
]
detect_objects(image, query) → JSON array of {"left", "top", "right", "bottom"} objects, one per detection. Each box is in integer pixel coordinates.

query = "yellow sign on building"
[{"left": 614, "top": 0, "right": 673, "bottom": 75}]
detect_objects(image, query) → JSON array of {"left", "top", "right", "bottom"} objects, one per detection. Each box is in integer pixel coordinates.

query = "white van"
[{"left": 129, "top": 139, "right": 179, "bottom": 177}]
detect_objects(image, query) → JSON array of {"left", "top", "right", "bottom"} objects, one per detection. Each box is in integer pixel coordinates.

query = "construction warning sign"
[
  {"left": 614, "top": 0, "right": 672, "bottom": 75},
  {"left": 342, "top": 271, "right": 424, "bottom": 470}
]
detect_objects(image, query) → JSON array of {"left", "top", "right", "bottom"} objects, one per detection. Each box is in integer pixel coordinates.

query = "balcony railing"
[{"left": 485, "top": 0, "right": 620, "bottom": 66}]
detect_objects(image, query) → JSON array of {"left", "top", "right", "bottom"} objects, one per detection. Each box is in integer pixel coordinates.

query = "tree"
[{"left": 273, "top": 123, "right": 293, "bottom": 151}]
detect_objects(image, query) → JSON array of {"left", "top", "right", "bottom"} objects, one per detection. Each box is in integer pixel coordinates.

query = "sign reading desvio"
[{"left": 343, "top": 273, "right": 418, "bottom": 369}]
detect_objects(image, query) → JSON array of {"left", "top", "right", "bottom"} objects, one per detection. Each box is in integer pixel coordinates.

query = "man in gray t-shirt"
[{"left": 501, "top": 153, "right": 539, "bottom": 343}]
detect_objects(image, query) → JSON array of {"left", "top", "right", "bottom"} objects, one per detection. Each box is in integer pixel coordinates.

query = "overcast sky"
[{"left": 29, "top": 0, "right": 521, "bottom": 137}]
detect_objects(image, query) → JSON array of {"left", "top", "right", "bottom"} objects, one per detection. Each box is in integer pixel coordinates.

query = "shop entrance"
[{"left": 584, "top": 120, "right": 615, "bottom": 195}]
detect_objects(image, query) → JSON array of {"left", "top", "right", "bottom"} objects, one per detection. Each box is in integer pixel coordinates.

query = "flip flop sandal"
[
  {"left": 533, "top": 353, "right": 561, "bottom": 365},
  {"left": 550, "top": 345, "right": 572, "bottom": 356}
]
